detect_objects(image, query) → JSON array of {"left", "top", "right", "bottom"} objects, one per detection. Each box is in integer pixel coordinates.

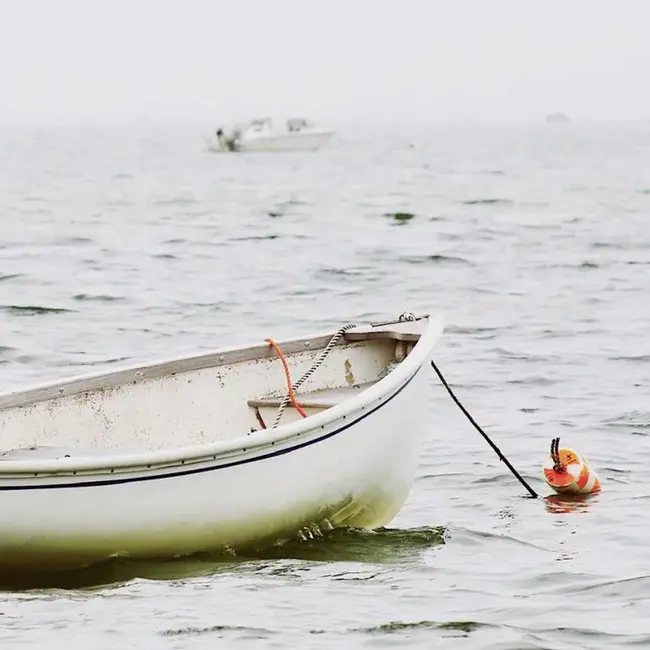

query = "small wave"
[
  {"left": 0, "top": 345, "right": 16, "bottom": 353},
  {"left": 627, "top": 493, "right": 650, "bottom": 502},
  {"left": 242, "top": 525, "right": 447, "bottom": 565},
  {"left": 592, "top": 241, "right": 650, "bottom": 250},
  {"left": 286, "top": 196, "right": 313, "bottom": 206},
  {"left": 230, "top": 234, "right": 279, "bottom": 242},
  {"left": 492, "top": 347, "right": 561, "bottom": 362},
  {"left": 473, "top": 472, "right": 546, "bottom": 490},
  {"left": 608, "top": 354, "right": 650, "bottom": 362},
  {"left": 318, "top": 267, "right": 367, "bottom": 277},
  {"left": 557, "top": 573, "right": 650, "bottom": 598},
  {"left": 538, "top": 328, "right": 579, "bottom": 339},
  {"left": 604, "top": 411, "right": 650, "bottom": 429},
  {"left": 174, "top": 301, "right": 229, "bottom": 311},
  {"left": 161, "top": 625, "right": 273, "bottom": 638},
  {"left": 399, "top": 254, "right": 473, "bottom": 266},
  {"left": 55, "top": 356, "right": 132, "bottom": 368},
  {"left": 450, "top": 526, "right": 553, "bottom": 552},
  {"left": 0, "top": 525, "right": 446, "bottom": 590},
  {"left": 384, "top": 211, "right": 416, "bottom": 222},
  {"left": 265, "top": 197, "right": 310, "bottom": 218},
  {"left": 0, "top": 273, "right": 22, "bottom": 283},
  {"left": 446, "top": 325, "right": 510, "bottom": 335},
  {"left": 506, "top": 375, "right": 557, "bottom": 386},
  {"left": 461, "top": 198, "right": 512, "bottom": 205},
  {"left": 352, "top": 620, "right": 491, "bottom": 636},
  {"left": 358, "top": 617, "right": 650, "bottom": 645},
  {"left": 72, "top": 293, "right": 126, "bottom": 302},
  {"left": 0, "top": 305, "right": 75, "bottom": 315},
  {"left": 0, "top": 346, "right": 39, "bottom": 365},
  {"left": 54, "top": 236, "right": 93, "bottom": 245}
]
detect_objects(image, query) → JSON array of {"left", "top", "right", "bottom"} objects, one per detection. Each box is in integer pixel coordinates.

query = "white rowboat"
[{"left": 0, "top": 311, "right": 443, "bottom": 572}]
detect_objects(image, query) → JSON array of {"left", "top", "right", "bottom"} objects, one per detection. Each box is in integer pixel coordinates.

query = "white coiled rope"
[{"left": 270, "top": 323, "right": 357, "bottom": 429}]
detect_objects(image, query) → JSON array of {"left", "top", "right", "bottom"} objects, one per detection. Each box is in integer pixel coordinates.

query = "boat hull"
[
  {"left": 205, "top": 130, "right": 334, "bottom": 153},
  {"left": 0, "top": 365, "right": 428, "bottom": 572}
]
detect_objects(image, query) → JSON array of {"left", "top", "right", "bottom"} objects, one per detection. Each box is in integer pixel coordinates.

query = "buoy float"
[{"left": 543, "top": 437, "right": 601, "bottom": 495}]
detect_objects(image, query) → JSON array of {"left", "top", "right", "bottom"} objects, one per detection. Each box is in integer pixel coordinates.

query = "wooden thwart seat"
[
  {"left": 247, "top": 381, "right": 377, "bottom": 410},
  {"left": 343, "top": 318, "right": 425, "bottom": 342}
]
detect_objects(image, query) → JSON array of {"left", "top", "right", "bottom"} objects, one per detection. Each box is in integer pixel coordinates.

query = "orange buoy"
[{"left": 543, "top": 437, "right": 601, "bottom": 495}]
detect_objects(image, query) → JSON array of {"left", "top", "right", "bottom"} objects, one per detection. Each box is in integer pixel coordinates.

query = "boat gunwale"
[
  {"left": 0, "top": 313, "right": 443, "bottom": 477},
  {"left": 0, "top": 318, "right": 427, "bottom": 411}
]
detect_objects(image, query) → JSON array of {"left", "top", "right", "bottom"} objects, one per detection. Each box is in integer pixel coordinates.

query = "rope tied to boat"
[
  {"left": 265, "top": 323, "right": 357, "bottom": 429},
  {"left": 264, "top": 338, "right": 309, "bottom": 420},
  {"left": 429, "top": 359, "right": 539, "bottom": 498}
]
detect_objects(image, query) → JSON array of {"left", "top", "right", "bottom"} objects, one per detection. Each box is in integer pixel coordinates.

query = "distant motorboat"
[{"left": 205, "top": 117, "right": 335, "bottom": 153}]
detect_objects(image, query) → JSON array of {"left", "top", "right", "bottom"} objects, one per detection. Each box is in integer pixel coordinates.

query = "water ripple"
[{"left": 1, "top": 122, "right": 649, "bottom": 649}]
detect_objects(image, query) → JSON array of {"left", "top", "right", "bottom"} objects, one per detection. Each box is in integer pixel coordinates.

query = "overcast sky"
[{"left": 0, "top": 0, "right": 648, "bottom": 124}]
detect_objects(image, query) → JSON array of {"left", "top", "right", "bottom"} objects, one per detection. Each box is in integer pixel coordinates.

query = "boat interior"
[{"left": 0, "top": 318, "right": 426, "bottom": 460}]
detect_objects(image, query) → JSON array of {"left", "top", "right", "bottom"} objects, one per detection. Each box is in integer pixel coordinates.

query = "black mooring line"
[{"left": 430, "top": 359, "right": 539, "bottom": 499}]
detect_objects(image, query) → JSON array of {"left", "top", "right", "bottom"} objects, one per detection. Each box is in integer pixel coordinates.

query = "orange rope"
[{"left": 265, "top": 337, "right": 308, "bottom": 418}]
